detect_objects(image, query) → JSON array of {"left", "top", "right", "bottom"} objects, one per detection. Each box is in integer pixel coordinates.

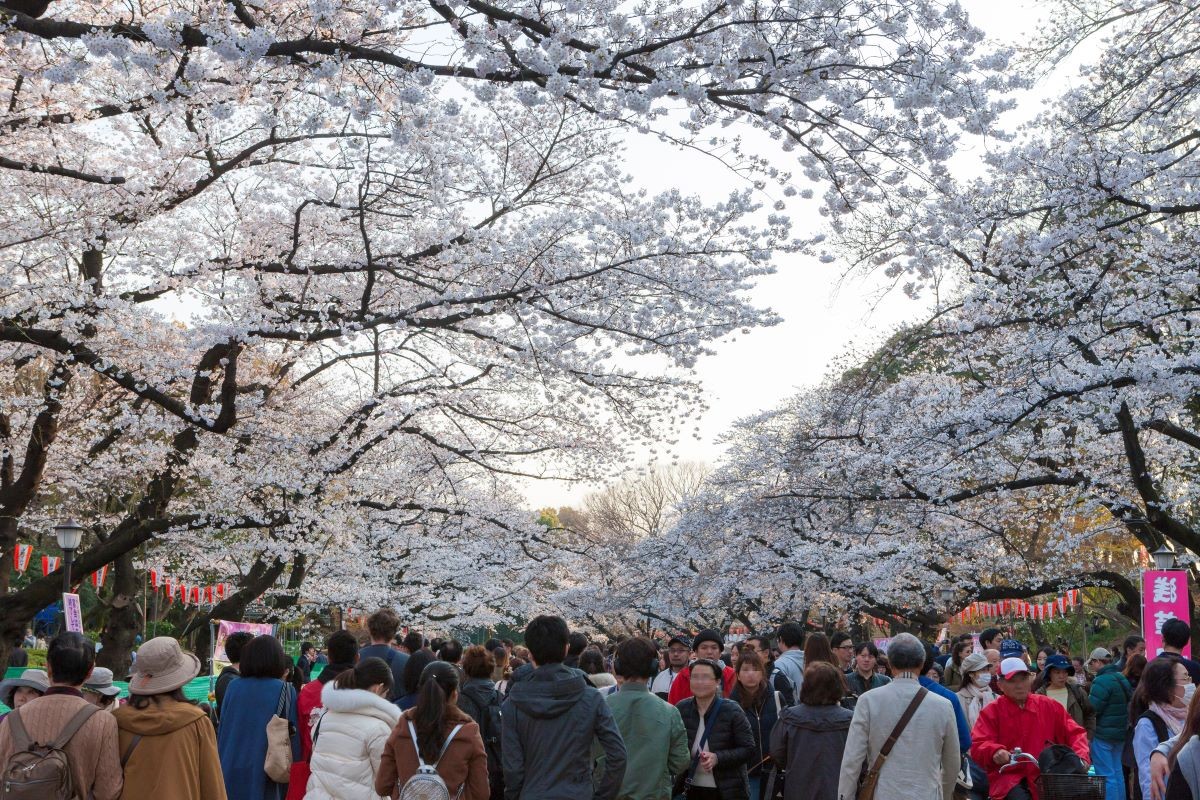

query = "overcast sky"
[{"left": 520, "top": 0, "right": 1076, "bottom": 509}]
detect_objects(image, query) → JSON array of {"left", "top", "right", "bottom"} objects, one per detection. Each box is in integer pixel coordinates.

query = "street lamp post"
[{"left": 54, "top": 521, "right": 84, "bottom": 625}]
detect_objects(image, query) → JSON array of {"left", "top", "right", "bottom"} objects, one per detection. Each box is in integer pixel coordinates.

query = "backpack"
[
  {"left": 398, "top": 720, "right": 465, "bottom": 800},
  {"left": 2, "top": 703, "right": 100, "bottom": 800},
  {"left": 460, "top": 684, "right": 504, "bottom": 796},
  {"left": 770, "top": 667, "right": 796, "bottom": 707}
]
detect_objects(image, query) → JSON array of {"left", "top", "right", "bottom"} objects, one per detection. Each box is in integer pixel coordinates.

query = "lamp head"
[{"left": 54, "top": 520, "right": 84, "bottom": 552}]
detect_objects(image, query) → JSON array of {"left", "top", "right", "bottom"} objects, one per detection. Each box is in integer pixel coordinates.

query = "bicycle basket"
[{"left": 1038, "top": 773, "right": 1106, "bottom": 800}]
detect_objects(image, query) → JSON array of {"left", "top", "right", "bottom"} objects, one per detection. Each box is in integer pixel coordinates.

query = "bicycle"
[{"left": 999, "top": 748, "right": 1106, "bottom": 800}]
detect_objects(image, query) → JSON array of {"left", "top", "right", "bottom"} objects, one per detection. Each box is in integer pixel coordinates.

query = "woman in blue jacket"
[{"left": 217, "top": 635, "right": 300, "bottom": 800}]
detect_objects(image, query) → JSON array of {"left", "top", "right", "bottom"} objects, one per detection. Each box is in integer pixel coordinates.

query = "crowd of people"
[{"left": 4, "top": 609, "right": 1200, "bottom": 800}]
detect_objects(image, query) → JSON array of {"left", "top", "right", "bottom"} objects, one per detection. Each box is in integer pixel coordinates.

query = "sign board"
[
  {"left": 1143, "top": 570, "right": 1191, "bottom": 658},
  {"left": 212, "top": 619, "right": 276, "bottom": 667},
  {"left": 873, "top": 637, "right": 891, "bottom": 654},
  {"left": 62, "top": 593, "right": 83, "bottom": 633}
]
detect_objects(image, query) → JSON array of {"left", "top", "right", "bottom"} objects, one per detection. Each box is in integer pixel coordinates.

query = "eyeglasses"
[{"left": 835, "top": 645, "right": 855, "bottom": 651}]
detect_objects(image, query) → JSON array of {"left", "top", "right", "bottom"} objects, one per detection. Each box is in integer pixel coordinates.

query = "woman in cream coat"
[{"left": 306, "top": 657, "right": 401, "bottom": 800}]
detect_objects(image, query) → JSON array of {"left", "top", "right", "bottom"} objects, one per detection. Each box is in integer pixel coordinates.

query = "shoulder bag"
[
  {"left": 856, "top": 687, "right": 928, "bottom": 800},
  {"left": 265, "top": 683, "right": 294, "bottom": 783}
]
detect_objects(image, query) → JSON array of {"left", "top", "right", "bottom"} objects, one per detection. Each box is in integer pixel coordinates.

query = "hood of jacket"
[
  {"left": 319, "top": 682, "right": 402, "bottom": 725},
  {"left": 505, "top": 663, "right": 589, "bottom": 719},
  {"left": 776, "top": 650, "right": 805, "bottom": 670},
  {"left": 780, "top": 702, "right": 852, "bottom": 732},
  {"left": 1098, "top": 663, "right": 1124, "bottom": 677},
  {"left": 114, "top": 698, "right": 209, "bottom": 735}
]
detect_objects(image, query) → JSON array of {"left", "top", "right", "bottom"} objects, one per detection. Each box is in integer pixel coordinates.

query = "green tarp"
[{"left": 0, "top": 664, "right": 323, "bottom": 711}]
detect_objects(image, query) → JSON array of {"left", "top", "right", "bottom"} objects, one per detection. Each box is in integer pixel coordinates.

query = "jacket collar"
[{"left": 319, "top": 684, "right": 402, "bottom": 725}]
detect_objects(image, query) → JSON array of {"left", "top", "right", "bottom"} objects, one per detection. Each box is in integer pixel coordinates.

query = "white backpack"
[{"left": 398, "top": 720, "right": 465, "bottom": 800}]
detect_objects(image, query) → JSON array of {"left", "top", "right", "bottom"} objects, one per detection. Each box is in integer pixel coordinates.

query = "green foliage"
[{"left": 535, "top": 508, "right": 561, "bottom": 529}]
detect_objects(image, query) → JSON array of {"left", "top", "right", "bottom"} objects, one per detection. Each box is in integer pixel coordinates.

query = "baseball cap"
[
  {"left": 1000, "top": 657, "right": 1030, "bottom": 679},
  {"left": 667, "top": 635, "right": 691, "bottom": 649},
  {"left": 1088, "top": 647, "right": 1112, "bottom": 662},
  {"left": 998, "top": 639, "right": 1025, "bottom": 659}
]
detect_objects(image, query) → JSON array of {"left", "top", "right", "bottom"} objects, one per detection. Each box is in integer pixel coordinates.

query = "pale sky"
[{"left": 521, "top": 0, "right": 1072, "bottom": 509}]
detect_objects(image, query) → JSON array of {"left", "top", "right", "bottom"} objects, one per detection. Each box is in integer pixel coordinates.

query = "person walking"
[
  {"left": 358, "top": 608, "right": 408, "bottom": 701},
  {"left": 1160, "top": 621, "right": 1200, "bottom": 685},
  {"left": 944, "top": 637, "right": 974, "bottom": 692},
  {"left": 1090, "top": 645, "right": 1133, "bottom": 800},
  {"left": 289, "top": 630, "right": 359, "bottom": 800},
  {"left": 837, "top": 633, "right": 960, "bottom": 800},
  {"left": 114, "top": 636, "right": 226, "bottom": 800},
  {"left": 829, "top": 633, "right": 855, "bottom": 673},
  {"left": 605, "top": 636, "right": 690, "bottom": 800},
  {"left": 772, "top": 624, "right": 806, "bottom": 702},
  {"left": 677, "top": 658, "right": 756, "bottom": 800},
  {"left": 0, "top": 667, "right": 49, "bottom": 718},
  {"left": 955, "top": 651, "right": 997, "bottom": 730},
  {"left": 770, "top": 662, "right": 854, "bottom": 800},
  {"left": 457, "top": 645, "right": 504, "bottom": 800},
  {"left": 305, "top": 657, "right": 400, "bottom": 800},
  {"left": 582, "top": 648, "right": 619, "bottom": 689},
  {"left": 730, "top": 651, "right": 784, "bottom": 800},
  {"left": 217, "top": 635, "right": 300, "bottom": 800},
  {"left": 846, "top": 643, "right": 891, "bottom": 698},
  {"left": 1132, "top": 658, "right": 1191, "bottom": 800},
  {"left": 215, "top": 631, "right": 255, "bottom": 718},
  {"left": 395, "top": 649, "right": 436, "bottom": 711},
  {"left": 669, "top": 629, "right": 737, "bottom": 705},
  {"left": 970, "top": 657, "right": 1089, "bottom": 800},
  {"left": 376, "top": 660, "right": 488, "bottom": 800},
  {"left": 0, "top": 632, "right": 123, "bottom": 799},
  {"left": 652, "top": 636, "right": 691, "bottom": 700},
  {"left": 1033, "top": 654, "right": 1095, "bottom": 736},
  {"left": 502, "top": 614, "right": 627, "bottom": 800},
  {"left": 296, "top": 643, "right": 317, "bottom": 684}
]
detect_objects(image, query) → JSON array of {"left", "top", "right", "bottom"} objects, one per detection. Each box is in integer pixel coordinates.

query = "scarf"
[
  {"left": 958, "top": 683, "right": 994, "bottom": 728},
  {"left": 1151, "top": 701, "right": 1189, "bottom": 736}
]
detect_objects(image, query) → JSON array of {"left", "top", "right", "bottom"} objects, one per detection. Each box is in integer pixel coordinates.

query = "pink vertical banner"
[
  {"left": 1143, "top": 570, "right": 1191, "bottom": 657},
  {"left": 63, "top": 593, "right": 83, "bottom": 633}
]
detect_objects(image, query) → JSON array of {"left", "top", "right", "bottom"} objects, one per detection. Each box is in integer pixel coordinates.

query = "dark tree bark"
[{"left": 96, "top": 550, "right": 140, "bottom": 677}]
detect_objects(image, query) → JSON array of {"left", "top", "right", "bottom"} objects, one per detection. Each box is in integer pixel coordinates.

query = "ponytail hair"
[
  {"left": 334, "top": 656, "right": 393, "bottom": 694},
  {"left": 413, "top": 660, "right": 461, "bottom": 763}
]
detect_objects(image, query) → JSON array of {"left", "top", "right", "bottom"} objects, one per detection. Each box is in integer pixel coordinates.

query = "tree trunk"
[
  {"left": 185, "top": 556, "right": 287, "bottom": 669},
  {"left": 96, "top": 550, "right": 140, "bottom": 677}
]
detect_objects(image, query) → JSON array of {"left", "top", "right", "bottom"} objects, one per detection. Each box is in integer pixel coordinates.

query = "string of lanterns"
[{"left": 12, "top": 547, "right": 228, "bottom": 607}]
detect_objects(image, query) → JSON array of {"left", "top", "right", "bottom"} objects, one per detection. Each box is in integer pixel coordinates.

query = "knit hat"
[
  {"left": 691, "top": 629, "right": 723, "bottom": 651},
  {"left": 960, "top": 652, "right": 990, "bottom": 676},
  {"left": 127, "top": 637, "right": 200, "bottom": 695},
  {"left": 1088, "top": 647, "right": 1112, "bottom": 662}
]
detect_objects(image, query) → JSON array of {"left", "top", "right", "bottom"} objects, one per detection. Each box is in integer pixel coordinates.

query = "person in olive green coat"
[{"left": 602, "top": 638, "right": 690, "bottom": 800}]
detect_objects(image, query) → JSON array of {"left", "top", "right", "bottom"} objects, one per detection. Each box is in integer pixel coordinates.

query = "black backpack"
[{"left": 461, "top": 684, "right": 504, "bottom": 800}]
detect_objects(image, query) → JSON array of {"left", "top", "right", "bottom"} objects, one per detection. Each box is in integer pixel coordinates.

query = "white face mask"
[
  {"left": 974, "top": 674, "right": 991, "bottom": 688},
  {"left": 1185, "top": 683, "right": 1196, "bottom": 705}
]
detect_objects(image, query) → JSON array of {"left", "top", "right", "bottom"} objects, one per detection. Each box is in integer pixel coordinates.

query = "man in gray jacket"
[
  {"left": 837, "top": 633, "right": 960, "bottom": 800},
  {"left": 502, "top": 615, "right": 627, "bottom": 800},
  {"left": 773, "top": 622, "right": 807, "bottom": 701}
]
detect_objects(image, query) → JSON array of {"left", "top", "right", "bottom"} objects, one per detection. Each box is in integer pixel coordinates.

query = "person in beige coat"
[
  {"left": 837, "top": 633, "right": 960, "bottom": 800},
  {"left": 0, "top": 632, "right": 123, "bottom": 799},
  {"left": 114, "top": 636, "right": 226, "bottom": 800}
]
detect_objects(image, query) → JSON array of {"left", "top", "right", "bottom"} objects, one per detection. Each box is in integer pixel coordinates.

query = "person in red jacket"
[
  {"left": 668, "top": 628, "right": 736, "bottom": 704},
  {"left": 971, "top": 657, "right": 1090, "bottom": 800},
  {"left": 285, "top": 630, "right": 359, "bottom": 800}
]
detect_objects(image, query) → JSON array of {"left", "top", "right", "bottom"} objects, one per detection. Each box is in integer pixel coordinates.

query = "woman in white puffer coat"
[{"left": 305, "top": 657, "right": 401, "bottom": 800}]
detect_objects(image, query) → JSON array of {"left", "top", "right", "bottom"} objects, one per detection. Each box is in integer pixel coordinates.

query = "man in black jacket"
[{"left": 501, "top": 615, "right": 627, "bottom": 800}]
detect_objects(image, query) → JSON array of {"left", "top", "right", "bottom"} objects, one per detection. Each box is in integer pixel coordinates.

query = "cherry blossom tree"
[
  {"left": 647, "top": 0, "right": 1200, "bottom": 633},
  {"left": 1, "top": 0, "right": 1013, "bottom": 655}
]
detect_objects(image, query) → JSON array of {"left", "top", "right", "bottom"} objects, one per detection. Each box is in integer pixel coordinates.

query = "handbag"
[
  {"left": 673, "top": 697, "right": 724, "bottom": 799},
  {"left": 265, "top": 683, "right": 294, "bottom": 784},
  {"left": 856, "top": 688, "right": 928, "bottom": 800}
]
